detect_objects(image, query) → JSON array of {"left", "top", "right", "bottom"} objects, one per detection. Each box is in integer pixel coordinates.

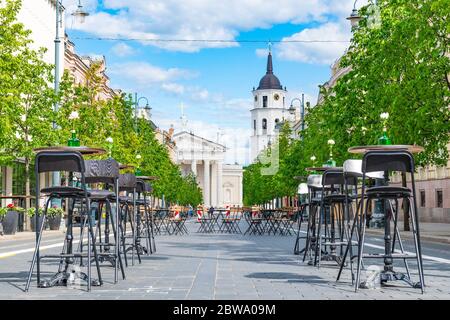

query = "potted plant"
[
  {"left": 1, "top": 204, "right": 24, "bottom": 235},
  {"left": 27, "top": 207, "right": 45, "bottom": 232},
  {"left": 47, "top": 206, "right": 64, "bottom": 230}
]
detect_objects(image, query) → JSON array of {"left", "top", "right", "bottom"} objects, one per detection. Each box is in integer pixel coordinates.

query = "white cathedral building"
[
  {"left": 250, "top": 50, "right": 297, "bottom": 162},
  {"left": 173, "top": 114, "right": 243, "bottom": 207}
]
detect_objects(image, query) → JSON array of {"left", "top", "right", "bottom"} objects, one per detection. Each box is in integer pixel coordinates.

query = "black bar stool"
[
  {"left": 25, "top": 151, "right": 102, "bottom": 292},
  {"left": 336, "top": 159, "right": 383, "bottom": 283},
  {"left": 118, "top": 173, "right": 140, "bottom": 266},
  {"left": 302, "top": 174, "right": 323, "bottom": 264},
  {"left": 315, "top": 169, "right": 348, "bottom": 267},
  {"left": 354, "top": 150, "right": 425, "bottom": 293},
  {"left": 294, "top": 183, "right": 309, "bottom": 254},
  {"left": 135, "top": 179, "right": 155, "bottom": 255},
  {"left": 83, "top": 158, "right": 125, "bottom": 283}
]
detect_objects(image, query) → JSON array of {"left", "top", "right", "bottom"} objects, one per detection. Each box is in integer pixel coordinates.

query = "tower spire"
[{"left": 266, "top": 42, "right": 273, "bottom": 74}]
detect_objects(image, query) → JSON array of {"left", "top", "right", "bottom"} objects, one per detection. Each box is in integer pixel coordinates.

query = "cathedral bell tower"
[{"left": 250, "top": 49, "right": 288, "bottom": 162}]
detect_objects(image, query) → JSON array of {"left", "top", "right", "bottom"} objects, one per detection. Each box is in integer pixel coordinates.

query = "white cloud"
[
  {"left": 162, "top": 83, "right": 185, "bottom": 95},
  {"left": 109, "top": 62, "right": 196, "bottom": 87},
  {"left": 67, "top": 0, "right": 363, "bottom": 53},
  {"left": 276, "top": 22, "right": 350, "bottom": 65},
  {"left": 111, "top": 42, "right": 136, "bottom": 57}
]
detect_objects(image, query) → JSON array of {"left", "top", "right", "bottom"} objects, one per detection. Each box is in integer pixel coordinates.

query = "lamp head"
[
  {"left": 347, "top": 8, "right": 361, "bottom": 28},
  {"left": 288, "top": 104, "right": 296, "bottom": 115},
  {"left": 72, "top": 3, "right": 89, "bottom": 24}
]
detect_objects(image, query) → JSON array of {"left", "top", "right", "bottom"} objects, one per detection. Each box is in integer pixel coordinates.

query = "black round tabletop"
[
  {"left": 348, "top": 145, "right": 424, "bottom": 154},
  {"left": 136, "top": 176, "right": 159, "bottom": 181},
  {"left": 119, "top": 164, "right": 135, "bottom": 170},
  {"left": 305, "top": 167, "right": 343, "bottom": 172},
  {"left": 33, "top": 146, "right": 106, "bottom": 155}
]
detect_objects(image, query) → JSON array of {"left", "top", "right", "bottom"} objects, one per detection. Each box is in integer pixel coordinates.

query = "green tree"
[
  {"left": 0, "top": 0, "right": 58, "bottom": 209},
  {"left": 310, "top": 0, "right": 450, "bottom": 166}
]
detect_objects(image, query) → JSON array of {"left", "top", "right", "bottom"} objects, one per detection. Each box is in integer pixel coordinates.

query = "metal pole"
[
  {"left": 301, "top": 93, "right": 305, "bottom": 133},
  {"left": 134, "top": 92, "right": 138, "bottom": 131},
  {"left": 52, "top": 1, "right": 61, "bottom": 189}
]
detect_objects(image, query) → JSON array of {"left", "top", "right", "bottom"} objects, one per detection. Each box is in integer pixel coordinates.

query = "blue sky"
[{"left": 64, "top": 0, "right": 362, "bottom": 165}]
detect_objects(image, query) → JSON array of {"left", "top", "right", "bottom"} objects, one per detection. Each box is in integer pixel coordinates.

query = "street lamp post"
[
  {"left": 290, "top": 94, "right": 305, "bottom": 138},
  {"left": 52, "top": 0, "right": 89, "bottom": 189},
  {"left": 133, "top": 94, "right": 151, "bottom": 130}
]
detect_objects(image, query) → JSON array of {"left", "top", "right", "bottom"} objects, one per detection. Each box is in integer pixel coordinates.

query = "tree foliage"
[
  {"left": 244, "top": 0, "right": 449, "bottom": 205},
  {"left": 0, "top": 0, "right": 202, "bottom": 208}
]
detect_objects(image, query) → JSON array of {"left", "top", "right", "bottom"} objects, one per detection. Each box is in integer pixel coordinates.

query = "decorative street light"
[
  {"left": 52, "top": 0, "right": 89, "bottom": 189},
  {"left": 71, "top": 0, "right": 90, "bottom": 24},
  {"left": 347, "top": 0, "right": 362, "bottom": 28},
  {"left": 133, "top": 94, "right": 151, "bottom": 130},
  {"left": 55, "top": 0, "right": 89, "bottom": 104},
  {"left": 290, "top": 94, "right": 305, "bottom": 137}
]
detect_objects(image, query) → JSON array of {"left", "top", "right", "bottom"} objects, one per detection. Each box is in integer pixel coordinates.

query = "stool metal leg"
[
  {"left": 355, "top": 197, "right": 368, "bottom": 292},
  {"left": 25, "top": 197, "right": 51, "bottom": 292}
]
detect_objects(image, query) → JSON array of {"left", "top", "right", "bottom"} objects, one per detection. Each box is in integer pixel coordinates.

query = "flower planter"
[
  {"left": 2, "top": 211, "right": 19, "bottom": 235},
  {"left": 47, "top": 216, "right": 62, "bottom": 231},
  {"left": 30, "top": 215, "right": 46, "bottom": 232}
]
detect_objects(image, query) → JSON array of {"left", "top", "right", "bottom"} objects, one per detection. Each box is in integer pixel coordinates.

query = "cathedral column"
[
  {"left": 203, "top": 160, "right": 210, "bottom": 206},
  {"left": 217, "top": 161, "right": 223, "bottom": 207},
  {"left": 239, "top": 171, "right": 243, "bottom": 206},
  {"left": 211, "top": 162, "right": 218, "bottom": 206},
  {"left": 191, "top": 159, "right": 197, "bottom": 176}
]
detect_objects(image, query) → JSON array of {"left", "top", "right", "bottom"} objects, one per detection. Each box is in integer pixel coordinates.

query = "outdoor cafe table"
[
  {"left": 348, "top": 144, "right": 424, "bottom": 287},
  {"left": 210, "top": 208, "right": 228, "bottom": 233},
  {"left": 32, "top": 146, "right": 106, "bottom": 288}
]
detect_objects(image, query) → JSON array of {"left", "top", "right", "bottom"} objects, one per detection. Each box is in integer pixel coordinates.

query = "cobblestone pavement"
[{"left": 0, "top": 219, "right": 449, "bottom": 300}]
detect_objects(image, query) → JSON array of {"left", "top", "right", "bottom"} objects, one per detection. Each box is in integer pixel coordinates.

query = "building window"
[
  {"left": 262, "top": 119, "right": 267, "bottom": 130},
  {"left": 254, "top": 95, "right": 257, "bottom": 102},
  {"left": 12, "top": 162, "right": 35, "bottom": 196},
  {"left": 263, "top": 96, "right": 268, "bottom": 108},
  {"left": 253, "top": 120, "right": 256, "bottom": 133},
  {"left": 420, "top": 190, "right": 425, "bottom": 207},
  {"left": 436, "top": 190, "right": 443, "bottom": 208},
  {"left": 12, "top": 162, "right": 26, "bottom": 196}
]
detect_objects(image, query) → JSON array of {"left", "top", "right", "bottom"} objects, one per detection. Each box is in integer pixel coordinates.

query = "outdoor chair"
[
  {"left": 83, "top": 158, "right": 125, "bottom": 283},
  {"left": 336, "top": 159, "right": 383, "bottom": 283},
  {"left": 244, "top": 207, "right": 264, "bottom": 235},
  {"left": 197, "top": 207, "right": 215, "bottom": 233},
  {"left": 25, "top": 151, "right": 102, "bottom": 292},
  {"left": 219, "top": 206, "right": 242, "bottom": 234},
  {"left": 302, "top": 174, "right": 323, "bottom": 263},
  {"left": 118, "top": 173, "right": 141, "bottom": 266},
  {"left": 351, "top": 151, "right": 425, "bottom": 293},
  {"left": 314, "top": 169, "right": 353, "bottom": 268},
  {"left": 134, "top": 179, "right": 156, "bottom": 255},
  {"left": 168, "top": 207, "right": 188, "bottom": 235},
  {"left": 294, "top": 183, "right": 309, "bottom": 255}
]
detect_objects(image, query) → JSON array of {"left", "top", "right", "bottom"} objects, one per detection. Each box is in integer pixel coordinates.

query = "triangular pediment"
[{"left": 173, "top": 131, "right": 226, "bottom": 152}]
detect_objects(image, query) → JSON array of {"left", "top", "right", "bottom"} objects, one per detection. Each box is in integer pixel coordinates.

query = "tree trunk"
[{"left": 402, "top": 172, "right": 410, "bottom": 231}]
